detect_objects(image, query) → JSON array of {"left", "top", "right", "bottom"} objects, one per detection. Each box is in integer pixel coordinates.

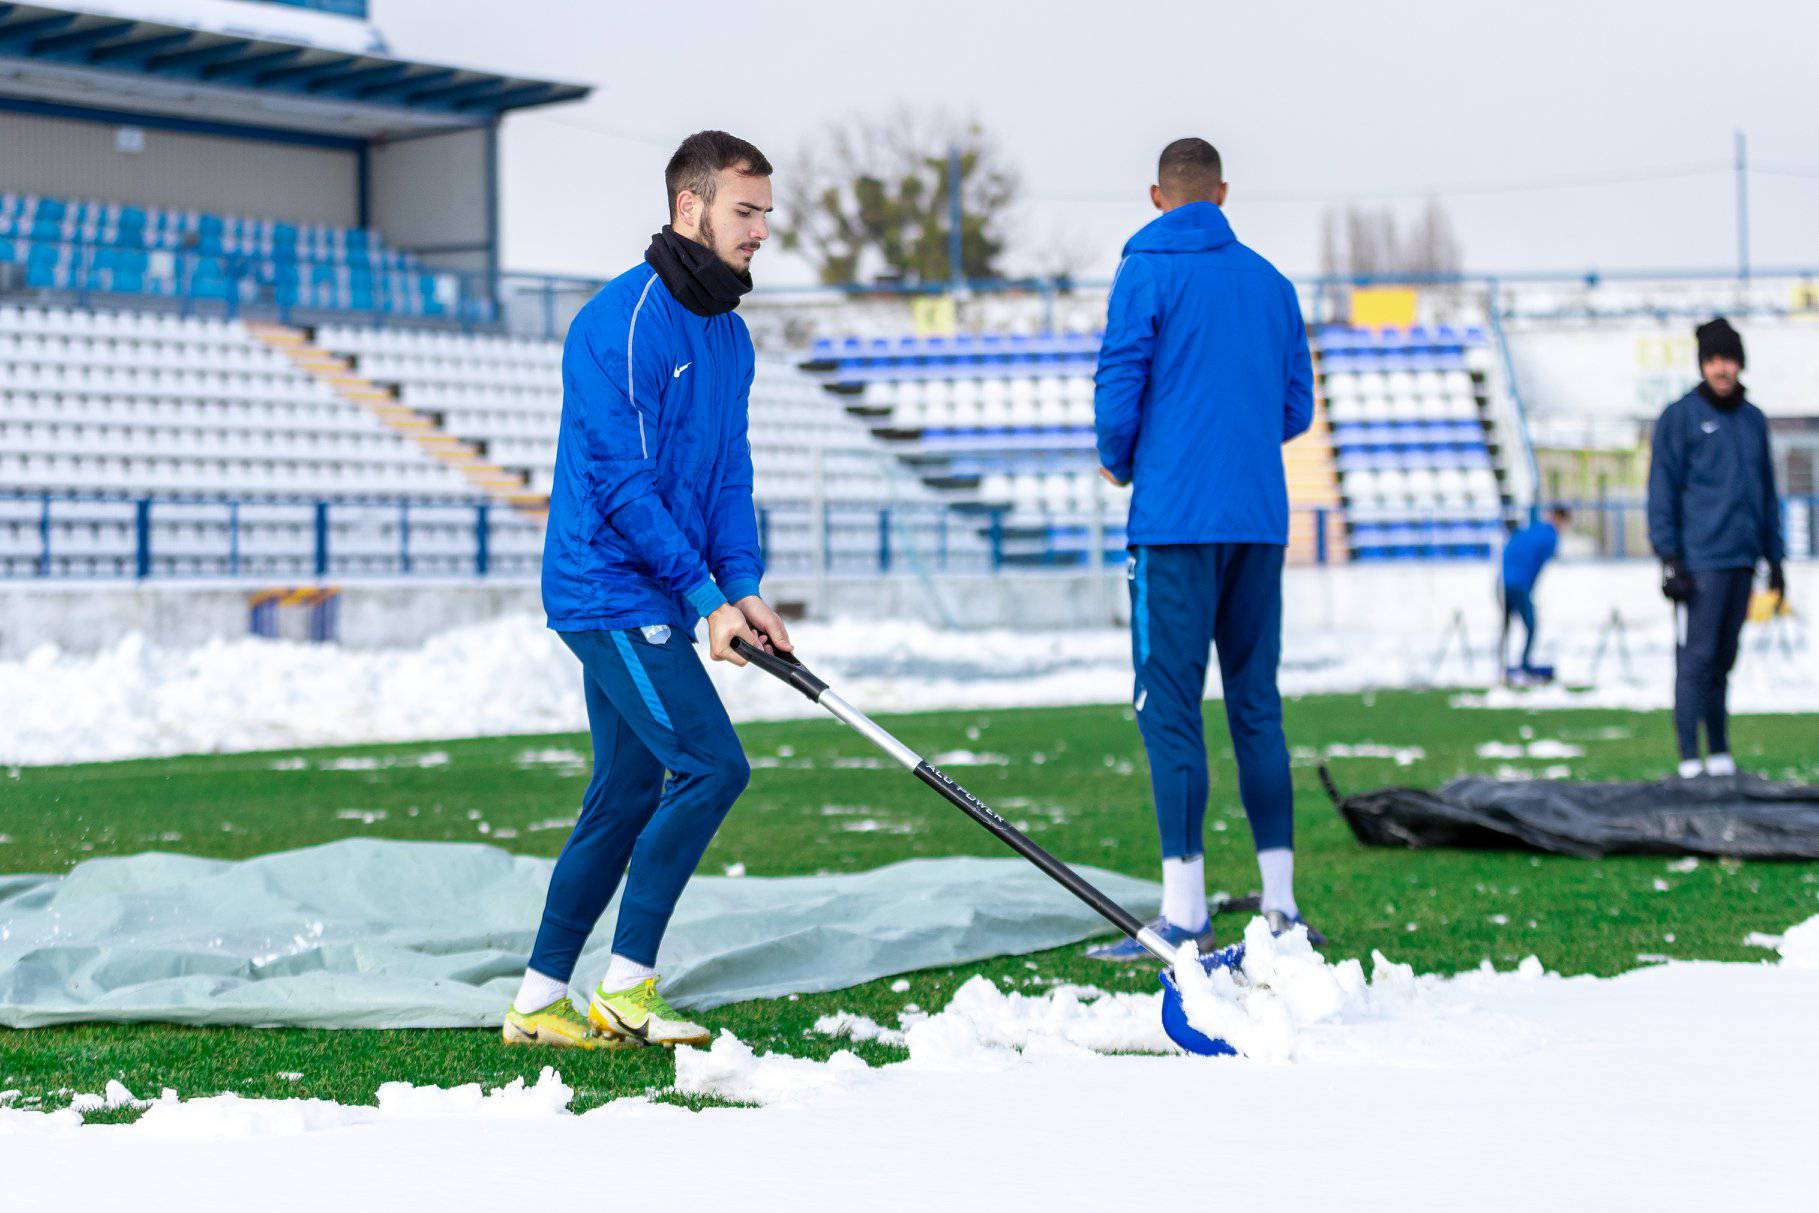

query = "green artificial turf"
[{"left": 3, "top": 692, "right": 1815, "bottom": 1120}]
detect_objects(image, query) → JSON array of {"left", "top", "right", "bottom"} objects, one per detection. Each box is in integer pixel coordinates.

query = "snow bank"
[
  {"left": 5, "top": 917, "right": 1818, "bottom": 1209},
  {"left": 1, "top": 606, "right": 1813, "bottom": 766}
]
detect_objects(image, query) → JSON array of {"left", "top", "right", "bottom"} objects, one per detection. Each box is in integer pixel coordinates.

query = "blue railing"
[
  {"left": 501, "top": 265, "right": 1819, "bottom": 344},
  {"left": 0, "top": 489, "right": 536, "bottom": 580},
  {"left": 4, "top": 488, "right": 1809, "bottom": 582},
  {"left": 1546, "top": 496, "right": 1816, "bottom": 561}
]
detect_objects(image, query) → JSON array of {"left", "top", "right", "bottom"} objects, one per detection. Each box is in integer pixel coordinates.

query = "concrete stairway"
[{"left": 247, "top": 322, "right": 547, "bottom": 515}]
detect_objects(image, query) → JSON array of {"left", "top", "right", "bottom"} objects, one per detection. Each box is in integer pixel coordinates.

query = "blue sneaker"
[
  {"left": 1263, "top": 909, "right": 1326, "bottom": 947},
  {"left": 1085, "top": 916, "right": 1217, "bottom": 962}
]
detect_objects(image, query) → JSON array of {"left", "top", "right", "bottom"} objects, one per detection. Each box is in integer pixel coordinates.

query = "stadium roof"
[{"left": 0, "top": 2, "right": 591, "bottom": 140}]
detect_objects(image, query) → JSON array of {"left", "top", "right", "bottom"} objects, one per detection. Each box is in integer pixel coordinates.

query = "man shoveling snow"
[{"left": 506, "top": 131, "right": 789, "bottom": 1051}]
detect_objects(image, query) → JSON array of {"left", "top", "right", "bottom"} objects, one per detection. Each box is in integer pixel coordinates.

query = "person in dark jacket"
[
  {"left": 1088, "top": 137, "right": 1316, "bottom": 961},
  {"left": 1646, "top": 317, "right": 1786, "bottom": 779},
  {"left": 508, "top": 131, "right": 791, "bottom": 1052},
  {"left": 1500, "top": 506, "right": 1570, "bottom": 678}
]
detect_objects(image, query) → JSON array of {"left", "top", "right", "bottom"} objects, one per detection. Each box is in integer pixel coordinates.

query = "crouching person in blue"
[
  {"left": 1647, "top": 317, "right": 1786, "bottom": 781},
  {"left": 504, "top": 131, "right": 790, "bottom": 1050},
  {"left": 1088, "top": 138, "right": 1317, "bottom": 961},
  {"left": 1499, "top": 505, "right": 1570, "bottom": 682}
]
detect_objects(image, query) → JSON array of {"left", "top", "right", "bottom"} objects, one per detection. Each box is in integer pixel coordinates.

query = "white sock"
[
  {"left": 601, "top": 954, "right": 657, "bottom": 992},
  {"left": 1160, "top": 854, "right": 1208, "bottom": 931},
  {"left": 1678, "top": 758, "right": 1705, "bottom": 779},
  {"left": 512, "top": 968, "right": 570, "bottom": 1015},
  {"left": 1258, "top": 847, "right": 1298, "bottom": 919},
  {"left": 1706, "top": 753, "right": 1736, "bottom": 776}
]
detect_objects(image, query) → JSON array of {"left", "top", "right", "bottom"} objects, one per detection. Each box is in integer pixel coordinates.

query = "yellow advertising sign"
[
  {"left": 911, "top": 295, "right": 959, "bottom": 337},
  {"left": 1349, "top": 288, "right": 1418, "bottom": 330}
]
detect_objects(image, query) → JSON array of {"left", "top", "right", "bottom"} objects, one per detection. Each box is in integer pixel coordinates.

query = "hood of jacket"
[{"left": 1121, "top": 201, "right": 1237, "bottom": 257}]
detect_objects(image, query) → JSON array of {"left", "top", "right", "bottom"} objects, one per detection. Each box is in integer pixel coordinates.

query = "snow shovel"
[{"left": 732, "top": 637, "right": 1240, "bottom": 1057}]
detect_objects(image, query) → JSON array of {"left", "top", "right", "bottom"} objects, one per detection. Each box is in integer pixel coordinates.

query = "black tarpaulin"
[{"left": 1327, "top": 770, "right": 1819, "bottom": 859}]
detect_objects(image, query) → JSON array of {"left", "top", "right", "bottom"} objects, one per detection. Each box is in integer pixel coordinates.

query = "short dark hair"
[
  {"left": 1158, "top": 137, "right": 1223, "bottom": 200},
  {"left": 1548, "top": 505, "right": 1573, "bottom": 524},
  {"left": 665, "top": 130, "right": 772, "bottom": 220}
]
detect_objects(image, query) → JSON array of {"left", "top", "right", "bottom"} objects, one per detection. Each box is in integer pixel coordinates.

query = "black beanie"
[{"left": 1695, "top": 317, "right": 1745, "bottom": 370}]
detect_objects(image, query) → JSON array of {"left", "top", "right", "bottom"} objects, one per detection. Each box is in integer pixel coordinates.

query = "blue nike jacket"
[
  {"left": 541, "top": 263, "right": 763, "bottom": 632},
  {"left": 1093, "top": 202, "right": 1314, "bottom": 546},
  {"left": 1501, "top": 520, "right": 1558, "bottom": 592}
]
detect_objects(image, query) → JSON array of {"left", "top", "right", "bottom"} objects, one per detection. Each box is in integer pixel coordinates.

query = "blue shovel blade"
[{"left": 1158, "top": 942, "right": 1244, "bottom": 1057}]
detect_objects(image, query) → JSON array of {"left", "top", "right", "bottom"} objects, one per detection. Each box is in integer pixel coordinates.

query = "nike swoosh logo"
[
  {"left": 672, "top": 362, "right": 692, "bottom": 379},
  {"left": 601, "top": 1003, "right": 653, "bottom": 1047}
]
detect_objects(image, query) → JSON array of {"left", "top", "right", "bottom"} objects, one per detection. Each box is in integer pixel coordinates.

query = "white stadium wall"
[
  {"left": 1506, "top": 318, "right": 1819, "bottom": 425},
  {"left": 0, "top": 110, "right": 359, "bottom": 228}
]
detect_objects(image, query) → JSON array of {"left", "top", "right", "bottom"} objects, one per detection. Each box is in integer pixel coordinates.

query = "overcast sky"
[{"left": 374, "top": 0, "right": 1819, "bottom": 288}]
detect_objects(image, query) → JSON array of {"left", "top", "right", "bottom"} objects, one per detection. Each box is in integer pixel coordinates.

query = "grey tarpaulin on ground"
[
  {"left": 0, "top": 839, "right": 1162, "bottom": 1029},
  {"left": 1331, "top": 772, "right": 1819, "bottom": 859}
]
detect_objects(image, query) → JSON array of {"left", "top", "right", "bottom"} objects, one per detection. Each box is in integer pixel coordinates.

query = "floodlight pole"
[
  {"left": 1734, "top": 130, "right": 1749, "bottom": 283},
  {"left": 948, "top": 143, "right": 964, "bottom": 287}
]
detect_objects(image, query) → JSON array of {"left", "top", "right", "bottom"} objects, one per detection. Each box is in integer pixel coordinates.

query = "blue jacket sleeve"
[
  {"left": 1761, "top": 420, "right": 1786, "bottom": 564},
  {"left": 1646, "top": 405, "right": 1684, "bottom": 562},
  {"left": 569, "top": 292, "right": 724, "bottom": 618},
  {"left": 1093, "top": 256, "right": 1160, "bottom": 482},
  {"left": 1282, "top": 285, "right": 1314, "bottom": 442},
  {"left": 707, "top": 353, "right": 764, "bottom": 602}
]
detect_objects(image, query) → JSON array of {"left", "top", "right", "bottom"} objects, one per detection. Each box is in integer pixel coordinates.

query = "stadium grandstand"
[
  {"left": 1, "top": 1, "right": 1814, "bottom": 650},
  {"left": 0, "top": 0, "right": 999, "bottom": 632}
]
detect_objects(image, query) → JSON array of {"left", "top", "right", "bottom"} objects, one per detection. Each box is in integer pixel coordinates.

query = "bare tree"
[
  {"left": 1319, "top": 200, "right": 1462, "bottom": 278},
  {"left": 779, "top": 108, "right": 1021, "bottom": 286}
]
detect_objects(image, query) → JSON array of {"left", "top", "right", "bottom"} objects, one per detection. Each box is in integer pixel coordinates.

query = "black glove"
[
  {"left": 1661, "top": 559, "right": 1694, "bottom": 603},
  {"left": 1769, "top": 561, "right": 1787, "bottom": 605}
]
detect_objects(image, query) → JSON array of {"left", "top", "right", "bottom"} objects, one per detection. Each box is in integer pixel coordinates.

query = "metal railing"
[
  {"left": 4, "top": 487, "right": 1810, "bottom": 583},
  {"left": 0, "top": 489, "right": 537, "bottom": 580},
  {"left": 1549, "top": 495, "right": 1815, "bottom": 562}
]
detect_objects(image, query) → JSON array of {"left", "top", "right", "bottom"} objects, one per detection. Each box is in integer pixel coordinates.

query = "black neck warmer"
[
  {"left": 644, "top": 225, "right": 751, "bottom": 316},
  {"left": 1697, "top": 380, "right": 1746, "bottom": 412}
]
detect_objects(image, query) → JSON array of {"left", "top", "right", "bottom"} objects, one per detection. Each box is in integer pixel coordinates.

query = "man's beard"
[{"left": 697, "top": 211, "right": 747, "bottom": 272}]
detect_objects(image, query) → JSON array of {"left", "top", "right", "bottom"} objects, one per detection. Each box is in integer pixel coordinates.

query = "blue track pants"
[
  {"left": 1503, "top": 585, "right": 1537, "bottom": 669},
  {"left": 527, "top": 627, "right": 749, "bottom": 980},
  {"left": 1674, "top": 568, "right": 1754, "bottom": 761},
  {"left": 1128, "top": 543, "right": 1294, "bottom": 859}
]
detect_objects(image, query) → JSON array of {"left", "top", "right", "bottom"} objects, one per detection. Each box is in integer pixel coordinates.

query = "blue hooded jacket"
[
  {"left": 1501, "top": 520, "right": 1558, "bottom": 592},
  {"left": 1094, "top": 202, "right": 1314, "bottom": 546},
  {"left": 541, "top": 263, "right": 763, "bottom": 632}
]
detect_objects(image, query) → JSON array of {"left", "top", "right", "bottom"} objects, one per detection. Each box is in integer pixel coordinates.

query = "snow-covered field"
[
  {"left": 5, "top": 916, "right": 1816, "bottom": 1210},
  {"left": 0, "top": 607, "right": 1813, "bottom": 766}
]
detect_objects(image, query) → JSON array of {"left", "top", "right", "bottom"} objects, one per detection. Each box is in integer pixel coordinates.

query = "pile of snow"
[
  {"left": 1779, "top": 916, "right": 1819, "bottom": 968},
  {"left": 2, "top": 607, "right": 1814, "bottom": 766},
  {"left": 2, "top": 1067, "right": 573, "bottom": 1139},
  {"left": 5, "top": 917, "right": 1818, "bottom": 1207}
]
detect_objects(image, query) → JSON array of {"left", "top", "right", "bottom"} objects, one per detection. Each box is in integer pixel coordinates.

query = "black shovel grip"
[{"left": 731, "top": 636, "right": 828, "bottom": 701}]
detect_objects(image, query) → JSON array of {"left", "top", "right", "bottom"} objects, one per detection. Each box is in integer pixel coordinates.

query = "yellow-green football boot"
[
  {"left": 502, "top": 995, "right": 625, "bottom": 1050},
  {"left": 587, "top": 977, "right": 711, "bottom": 1048}
]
